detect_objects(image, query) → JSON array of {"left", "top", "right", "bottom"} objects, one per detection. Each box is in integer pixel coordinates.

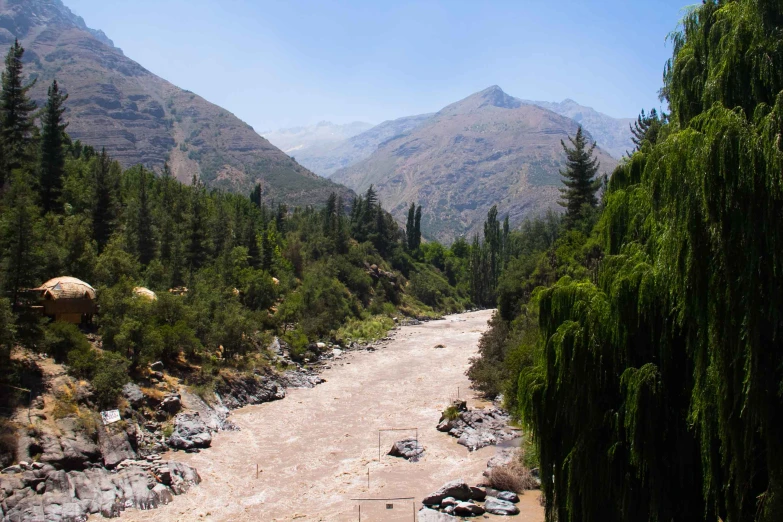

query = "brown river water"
[{"left": 114, "top": 309, "right": 544, "bottom": 522}]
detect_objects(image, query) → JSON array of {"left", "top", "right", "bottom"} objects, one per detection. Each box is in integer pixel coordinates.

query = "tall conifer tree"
[
  {"left": 0, "top": 40, "right": 37, "bottom": 186},
  {"left": 92, "top": 149, "right": 117, "bottom": 251},
  {"left": 136, "top": 167, "right": 155, "bottom": 265},
  {"left": 557, "top": 126, "right": 600, "bottom": 227},
  {"left": 39, "top": 80, "right": 69, "bottom": 213}
]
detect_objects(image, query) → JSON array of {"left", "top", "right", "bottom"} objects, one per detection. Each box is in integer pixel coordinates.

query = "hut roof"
[
  {"left": 34, "top": 277, "right": 96, "bottom": 300},
  {"left": 133, "top": 287, "right": 157, "bottom": 301}
]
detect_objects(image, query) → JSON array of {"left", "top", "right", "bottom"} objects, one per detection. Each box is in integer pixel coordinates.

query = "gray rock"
[
  {"left": 2, "top": 465, "right": 22, "bottom": 474},
  {"left": 454, "top": 501, "right": 485, "bottom": 516},
  {"left": 418, "top": 507, "right": 459, "bottom": 521},
  {"left": 215, "top": 375, "right": 286, "bottom": 408},
  {"left": 469, "top": 486, "right": 486, "bottom": 501},
  {"left": 442, "top": 407, "right": 518, "bottom": 451},
  {"left": 440, "top": 497, "right": 458, "bottom": 508},
  {"left": 150, "top": 361, "right": 164, "bottom": 372},
  {"left": 122, "top": 382, "right": 145, "bottom": 407},
  {"left": 497, "top": 490, "right": 520, "bottom": 503},
  {"left": 98, "top": 426, "right": 137, "bottom": 468},
  {"left": 387, "top": 438, "right": 425, "bottom": 462},
  {"left": 160, "top": 394, "right": 182, "bottom": 414},
  {"left": 282, "top": 371, "right": 325, "bottom": 389},
  {"left": 168, "top": 413, "right": 212, "bottom": 450},
  {"left": 38, "top": 420, "right": 101, "bottom": 471},
  {"left": 484, "top": 497, "right": 521, "bottom": 515},
  {"left": 422, "top": 479, "right": 472, "bottom": 505}
]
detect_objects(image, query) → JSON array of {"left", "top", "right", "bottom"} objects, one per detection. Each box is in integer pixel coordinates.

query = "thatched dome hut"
[
  {"left": 133, "top": 287, "right": 157, "bottom": 301},
  {"left": 33, "top": 276, "right": 97, "bottom": 324}
]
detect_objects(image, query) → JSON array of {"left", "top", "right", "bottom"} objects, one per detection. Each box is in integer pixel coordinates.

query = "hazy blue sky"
[{"left": 66, "top": 0, "right": 689, "bottom": 131}]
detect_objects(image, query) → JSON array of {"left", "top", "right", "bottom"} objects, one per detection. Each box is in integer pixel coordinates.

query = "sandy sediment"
[{"left": 114, "top": 309, "right": 544, "bottom": 522}]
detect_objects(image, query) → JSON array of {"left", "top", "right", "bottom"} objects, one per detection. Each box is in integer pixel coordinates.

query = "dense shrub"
[{"left": 43, "top": 321, "right": 90, "bottom": 363}]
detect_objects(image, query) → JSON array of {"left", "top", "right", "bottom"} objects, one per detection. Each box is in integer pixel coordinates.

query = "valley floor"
[{"left": 114, "top": 309, "right": 544, "bottom": 522}]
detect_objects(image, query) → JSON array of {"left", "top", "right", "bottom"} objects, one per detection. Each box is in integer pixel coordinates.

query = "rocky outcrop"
[
  {"left": 36, "top": 419, "right": 101, "bottom": 471},
  {"left": 437, "top": 406, "right": 518, "bottom": 451},
  {"left": 0, "top": 460, "right": 199, "bottom": 521},
  {"left": 97, "top": 426, "right": 137, "bottom": 469},
  {"left": 484, "top": 496, "right": 520, "bottom": 515},
  {"left": 387, "top": 438, "right": 425, "bottom": 462},
  {"left": 214, "top": 374, "right": 285, "bottom": 410},
  {"left": 167, "top": 414, "right": 211, "bottom": 450},
  {"left": 422, "top": 480, "right": 521, "bottom": 518}
]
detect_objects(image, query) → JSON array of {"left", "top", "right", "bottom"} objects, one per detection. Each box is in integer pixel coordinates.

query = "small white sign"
[{"left": 100, "top": 410, "right": 121, "bottom": 425}]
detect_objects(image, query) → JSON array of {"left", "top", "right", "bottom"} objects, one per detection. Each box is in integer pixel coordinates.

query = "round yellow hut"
[{"left": 33, "top": 276, "right": 97, "bottom": 324}]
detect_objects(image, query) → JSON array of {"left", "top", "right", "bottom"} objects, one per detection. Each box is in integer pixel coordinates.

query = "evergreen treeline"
[
  {"left": 0, "top": 40, "right": 473, "bottom": 414},
  {"left": 469, "top": 1, "right": 783, "bottom": 521}
]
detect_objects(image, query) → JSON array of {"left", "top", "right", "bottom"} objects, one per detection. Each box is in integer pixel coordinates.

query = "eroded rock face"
[
  {"left": 98, "top": 425, "right": 137, "bottom": 469},
  {"left": 168, "top": 414, "right": 212, "bottom": 450},
  {"left": 0, "top": 461, "right": 199, "bottom": 521},
  {"left": 387, "top": 438, "right": 425, "bottom": 462},
  {"left": 38, "top": 419, "right": 100, "bottom": 471}
]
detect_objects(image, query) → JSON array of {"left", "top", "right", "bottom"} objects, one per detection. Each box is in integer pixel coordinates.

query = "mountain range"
[
  {"left": 0, "top": 0, "right": 350, "bottom": 206},
  {"left": 331, "top": 86, "right": 619, "bottom": 242},
  {"left": 264, "top": 97, "right": 632, "bottom": 179}
]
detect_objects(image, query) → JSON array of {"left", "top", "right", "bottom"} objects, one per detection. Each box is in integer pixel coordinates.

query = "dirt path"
[{"left": 119, "top": 310, "right": 544, "bottom": 522}]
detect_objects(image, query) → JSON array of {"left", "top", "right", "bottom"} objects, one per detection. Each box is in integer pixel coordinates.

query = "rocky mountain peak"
[
  {"left": 0, "top": 0, "right": 120, "bottom": 52},
  {"left": 438, "top": 85, "right": 522, "bottom": 117}
]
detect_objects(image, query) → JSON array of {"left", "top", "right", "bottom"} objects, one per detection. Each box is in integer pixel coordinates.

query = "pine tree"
[
  {"left": 484, "top": 205, "right": 501, "bottom": 293},
  {"left": 250, "top": 183, "right": 262, "bottom": 208},
  {"left": 558, "top": 126, "right": 601, "bottom": 227},
  {"left": 261, "top": 224, "right": 273, "bottom": 272},
  {"left": 413, "top": 205, "right": 422, "bottom": 250},
  {"left": 38, "top": 80, "right": 69, "bottom": 213},
  {"left": 0, "top": 173, "right": 42, "bottom": 299},
  {"left": 92, "top": 149, "right": 118, "bottom": 251},
  {"left": 0, "top": 40, "right": 37, "bottom": 186},
  {"left": 406, "top": 203, "right": 416, "bottom": 251},
  {"left": 186, "top": 184, "right": 209, "bottom": 275},
  {"left": 628, "top": 108, "right": 664, "bottom": 153},
  {"left": 136, "top": 167, "right": 155, "bottom": 266},
  {"left": 322, "top": 193, "right": 338, "bottom": 238},
  {"left": 244, "top": 221, "right": 260, "bottom": 269}
]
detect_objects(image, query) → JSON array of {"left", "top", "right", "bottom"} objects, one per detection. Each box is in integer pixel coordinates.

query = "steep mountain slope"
[
  {"left": 262, "top": 120, "right": 373, "bottom": 175},
  {"left": 0, "top": 0, "right": 350, "bottom": 205},
  {"left": 332, "top": 86, "right": 618, "bottom": 243},
  {"left": 522, "top": 98, "right": 634, "bottom": 158},
  {"left": 267, "top": 113, "right": 433, "bottom": 178}
]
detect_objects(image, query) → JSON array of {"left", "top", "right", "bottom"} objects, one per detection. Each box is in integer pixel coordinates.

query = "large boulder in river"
[
  {"left": 388, "top": 438, "right": 425, "bottom": 462},
  {"left": 422, "top": 479, "right": 473, "bottom": 505},
  {"left": 484, "top": 496, "right": 521, "bottom": 515},
  {"left": 168, "top": 413, "right": 212, "bottom": 450}
]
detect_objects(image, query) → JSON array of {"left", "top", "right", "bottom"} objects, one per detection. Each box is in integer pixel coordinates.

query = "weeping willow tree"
[{"left": 519, "top": 1, "right": 783, "bottom": 521}]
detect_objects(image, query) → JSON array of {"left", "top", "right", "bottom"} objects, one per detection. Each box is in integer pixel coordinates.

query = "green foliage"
[
  {"left": 43, "top": 322, "right": 89, "bottom": 363},
  {"left": 505, "top": 3, "right": 783, "bottom": 521},
  {"left": 558, "top": 126, "right": 602, "bottom": 228},
  {"left": 336, "top": 315, "right": 394, "bottom": 344}
]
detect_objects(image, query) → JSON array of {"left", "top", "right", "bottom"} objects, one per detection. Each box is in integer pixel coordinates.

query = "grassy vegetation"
[{"left": 335, "top": 315, "right": 395, "bottom": 344}]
